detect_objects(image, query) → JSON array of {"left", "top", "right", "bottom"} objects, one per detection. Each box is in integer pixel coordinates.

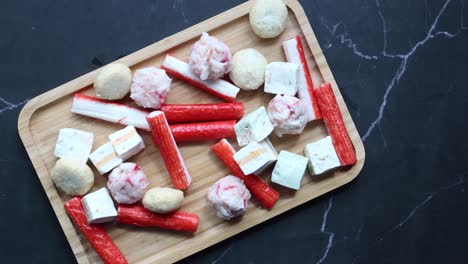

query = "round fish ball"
[
  {"left": 249, "top": 0, "right": 288, "bottom": 38},
  {"left": 142, "top": 187, "right": 184, "bottom": 214},
  {"left": 229, "top": 49, "right": 268, "bottom": 90},
  {"left": 94, "top": 64, "right": 132, "bottom": 100},
  {"left": 50, "top": 158, "right": 94, "bottom": 196}
]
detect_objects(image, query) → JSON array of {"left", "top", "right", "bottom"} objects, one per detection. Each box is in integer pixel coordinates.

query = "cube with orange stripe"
[
  {"left": 233, "top": 141, "right": 277, "bottom": 175},
  {"left": 89, "top": 142, "right": 123, "bottom": 175},
  {"left": 108, "top": 125, "right": 145, "bottom": 160}
]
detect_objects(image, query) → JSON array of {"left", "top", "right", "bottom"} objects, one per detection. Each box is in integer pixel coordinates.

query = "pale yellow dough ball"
[
  {"left": 142, "top": 187, "right": 184, "bottom": 214},
  {"left": 249, "top": 0, "right": 288, "bottom": 38},
  {"left": 229, "top": 48, "right": 268, "bottom": 90},
  {"left": 50, "top": 158, "right": 94, "bottom": 196},
  {"left": 94, "top": 64, "right": 132, "bottom": 100}
]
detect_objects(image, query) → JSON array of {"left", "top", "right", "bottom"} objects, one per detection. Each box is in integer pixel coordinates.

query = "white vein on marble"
[
  {"left": 0, "top": 97, "right": 29, "bottom": 114},
  {"left": 211, "top": 245, "right": 232, "bottom": 264},
  {"left": 173, "top": 0, "right": 190, "bottom": 24},
  {"left": 315, "top": 197, "right": 335, "bottom": 264},
  {"left": 362, "top": 0, "right": 462, "bottom": 141}
]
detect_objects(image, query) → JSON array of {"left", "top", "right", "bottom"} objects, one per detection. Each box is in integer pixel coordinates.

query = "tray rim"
[{"left": 18, "top": 0, "right": 366, "bottom": 263}]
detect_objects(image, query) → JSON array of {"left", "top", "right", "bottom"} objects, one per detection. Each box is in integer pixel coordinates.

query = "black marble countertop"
[{"left": 2, "top": 0, "right": 467, "bottom": 263}]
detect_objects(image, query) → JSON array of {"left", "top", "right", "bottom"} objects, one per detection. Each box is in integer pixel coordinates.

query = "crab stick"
[
  {"left": 71, "top": 93, "right": 151, "bottom": 130},
  {"left": 146, "top": 111, "right": 191, "bottom": 190},
  {"left": 161, "top": 102, "right": 244, "bottom": 123},
  {"left": 64, "top": 197, "right": 127, "bottom": 264},
  {"left": 161, "top": 54, "right": 240, "bottom": 102},
  {"left": 282, "top": 36, "right": 322, "bottom": 121},
  {"left": 170, "top": 120, "right": 236, "bottom": 142},
  {"left": 315, "top": 82, "right": 356, "bottom": 166},
  {"left": 117, "top": 205, "right": 198, "bottom": 232},
  {"left": 211, "top": 139, "right": 280, "bottom": 209}
]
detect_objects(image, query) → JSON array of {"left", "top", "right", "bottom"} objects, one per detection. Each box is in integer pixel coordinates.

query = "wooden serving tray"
[{"left": 18, "top": 0, "right": 365, "bottom": 263}]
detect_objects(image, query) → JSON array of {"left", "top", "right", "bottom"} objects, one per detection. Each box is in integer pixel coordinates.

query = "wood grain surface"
[{"left": 18, "top": 0, "right": 365, "bottom": 263}]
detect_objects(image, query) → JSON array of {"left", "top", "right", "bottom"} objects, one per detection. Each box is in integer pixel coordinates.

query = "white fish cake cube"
[
  {"left": 253, "top": 138, "right": 278, "bottom": 175},
  {"left": 54, "top": 128, "right": 94, "bottom": 162},
  {"left": 264, "top": 62, "right": 298, "bottom": 96},
  {"left": 89, "top": 142, "right": 123, "bottom": 175},
  {"left": 108, "top": 125, "right": 145, "bottom": 160},
  {"left": 304, "top": 136, "right": 341, "bottom": 175},
  {"left": 234, "top": 106, "right": 274, "bottom": 146},
  {"left": 81, "top": 188, "right": 117, "bottom": 224},
  {"left": 271, "top": 150, "right": 308, "bottom": 190},
  {"left": 234, "top": 142, "right": 277, "bottom": 175}
]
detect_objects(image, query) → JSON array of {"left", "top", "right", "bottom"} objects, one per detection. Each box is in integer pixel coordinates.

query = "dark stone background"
[{"left": 1, "top": 0, "right": 467, "bottom": 263}]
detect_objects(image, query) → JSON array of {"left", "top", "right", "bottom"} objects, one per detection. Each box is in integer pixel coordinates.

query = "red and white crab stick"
[
  {"left": 211, "top": 139, "right": 280, "bottom": 209},
  {"left": 64, "top": 197, "right": 127, "bottom": 264},
  {"left": 315, "top": 82, "right": 356, "bottom": 166},
  {"left": 146, "top": 111, "right": 191, "bottom": 190},
  {"left": 72, "top": 93, "right": 151, "bottom": 130},
  {"left": 282, "top": 36, "right": 322, "bottom": 122},
  {"left": 161, "top": 54, "right": 240, "bottom": 102},
  {"left": 171, "top": 120, "right": 236, "bottom": 142},
  {"left": 161, "top": 102, "right": 244, "bottom": 123},
  {"left": 72, "top": 94, "right": 243, "bottom": 129},
  {"left": 117, "top": 205, "right": 199, "bottom": 233}
]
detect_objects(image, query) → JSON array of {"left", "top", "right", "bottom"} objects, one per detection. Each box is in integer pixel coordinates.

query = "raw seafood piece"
[
  {"left": 189, "top": 32, "right": 232, "bottom": 80},
  {"left": 108, "top": 125, "right": 145, "bottom": 160},
  {"left": 89, "top": 142, "right": 123, "bottom": 175},
  {"left": 233, "top": 141, "right": 277, "bottom": 175},
  {"left": 81, "top": 188, "right": 117, "bottom": 224},
  {"left": 229, "top": 48, "right": 268, "bottom": 90},
  {"left": 142, "top": 187, "right": 184, "bottom": 214},
  {"left": 234, "top": 106, "right": 274, "bottom": 146},
  {"left": 271, "top": 150, "right": 308, "bottom": 190},
  {"left": 264, "top": 62, "right": 298, "bottom": 95},
  {"left": 146, "top": 111, "right": 191, "bottom": 190},
  {"left": 50, "top": 158, "right": 94, "bottom": 196},
  {"left": 54, "top": 128, "right": 94, "bottom": 162},
  {"left": 94, "top": 64, "right": 132, "bottom": 100},
  {"left": 207, "top": 175, "right": 251, "bottom": 220},
  {"left": 107, "top": 163, "right": 149, "bottom": 204},
  {"left": 170, "top": 120, "right": 236, "bottom": 142},
  {"left": 282, "top": 36, "right": 322, "bottom": 121},
  {"left": 117, "top": 204, "right": 199, "bottom": 232},
  {"left": 315, "top": 82, "right": 356, "bottom": 166},
  {"left": 130, "top": 67, "right": 172, "bottom": 109},
  {"left": 249, "top": 0, "right": 288, "bottom": 38},
  {"left": 304, "top": 136, "right": 340, "bottom": 175},
  {"left": 64, "top": 197, "right": 128, "bottom": 264},
  {"left": 267, "top": 94, "right": 307, "bottom": 137},
  {"left": 161, "top": 102, "right": 244, "bottom": 123},
  {"left": 211, "top": 139, "right": 279, "bottom": 209},
  {"left": 71, "top": 93, "right": 151, "bottom": 130},
  {"left": 161, "top": 54, "right": 240, "bottom": 102}
]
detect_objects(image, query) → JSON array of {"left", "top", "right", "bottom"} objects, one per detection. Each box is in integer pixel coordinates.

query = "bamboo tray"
[{"left": 18, "top": 0, "right": 365, "bottom": 263}]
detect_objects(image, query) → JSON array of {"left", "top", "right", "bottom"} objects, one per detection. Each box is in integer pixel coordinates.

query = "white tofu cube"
[
  {"left": 108, "top": 125, "right": 145, "bottom": 160},
  {"left": 89, "top": 142, "right": 123, "bottom": 175},
  {"left": 234, "top": 106, "right": 274, "bottom": 146},
  {"left": 264, "top": 62, "right": 298, "bottom": 96},
  {"left": 54, "top": 128, "right": 94, "bottom": 162},
  {"left": 304, "top": 136, "right": 341, "bottom": 175},
  {"left": 271, "top": 151, "right": 308, "bottom": 190},
  {"left": 81, "top": 188, "right": 117, "bottom": 224},
  {"left": 253, "top": 138, "right": 278, "bottom": 175},
  {"left": 234, "top": 141, "right": 277, "bottom": 175}
]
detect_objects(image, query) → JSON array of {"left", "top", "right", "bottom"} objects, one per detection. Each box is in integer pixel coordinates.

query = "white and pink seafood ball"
[
  {"left": 267, "top": 94, "right": 307, "bottom": 137},
  {"left": 107, "top": 162, "right": 149, "bottom": 204},
  {"left": 130, "top": 67, "right": 172, "bottom": 109},
  {"left": 207, "top": 175, "right": 251, "bottom": 220},
  {"left": 188, "top": 32, "right": 232, "bottom": 80}
]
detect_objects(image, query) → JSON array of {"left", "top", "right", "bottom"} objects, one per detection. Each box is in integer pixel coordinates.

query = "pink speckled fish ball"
[
  {"left": 107, "top": 162, "right": 149, "bottom": 204},
  {"left": 130, "top": 67, "right": 172, "bottom": 109}
]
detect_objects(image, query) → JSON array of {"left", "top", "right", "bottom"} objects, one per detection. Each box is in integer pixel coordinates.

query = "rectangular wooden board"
[{"left": 18, "top": 0, "right": 365, "bottom": 263}]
